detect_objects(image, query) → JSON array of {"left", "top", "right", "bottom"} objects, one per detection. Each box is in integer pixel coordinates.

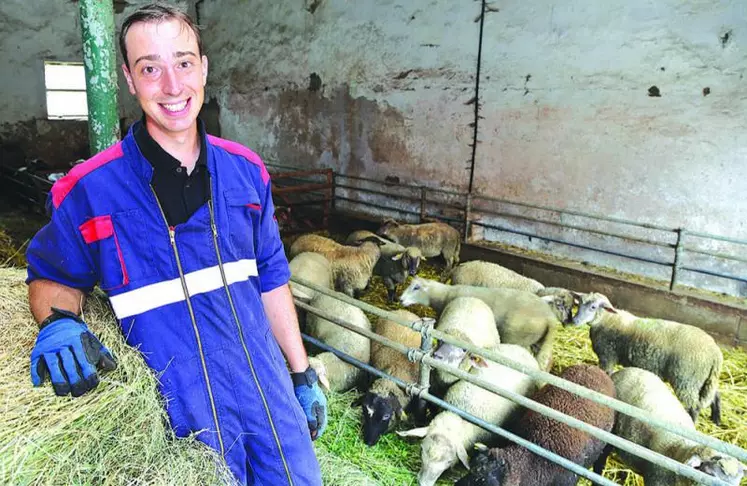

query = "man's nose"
[{"left": 161, "top": 68, "right": 182, "bottom": 95}]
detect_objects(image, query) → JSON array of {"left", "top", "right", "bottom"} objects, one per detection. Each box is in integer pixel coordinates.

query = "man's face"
[{"left": 121, "top": 19, "right": 208, "bottom": 139}]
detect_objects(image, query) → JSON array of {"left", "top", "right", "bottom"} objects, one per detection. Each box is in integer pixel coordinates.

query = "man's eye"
[
  {"left": 143, "top": 66, "right": 156, "bottom": 75},
  {"left": 180, "top": 61, "right": 192, "bottom": 68}
]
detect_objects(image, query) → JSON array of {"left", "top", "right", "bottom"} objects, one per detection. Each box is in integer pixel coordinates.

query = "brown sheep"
[{"left": 377, "top": 219, "right": 461, "bottom": 271}]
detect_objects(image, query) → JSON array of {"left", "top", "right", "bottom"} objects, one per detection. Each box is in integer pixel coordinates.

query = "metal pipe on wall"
[{"left": 78, "top": 0, "right": 120, "bottom": 154}]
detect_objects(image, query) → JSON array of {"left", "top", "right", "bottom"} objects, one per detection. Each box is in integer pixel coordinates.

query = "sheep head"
[
  {"left": 399, "top": 277, "right": 433, "bottom": 307},
  {"left": 415, "top": 433, "right": 470, "bottom": 486},
  {"left": 307, "top": 356, "right": 330, "bottom": 390},
  {"left": 537, "top": 287, "right": 578, "bottom": 324},
  {"left": 361, "top": 391, "right": 403, "bottom": 446},
  {"left": 571, "top": 292, "right": 616, "bottom": 327},
  {"left": 686, "top": 448, "right": 746, "bottom": 485}
]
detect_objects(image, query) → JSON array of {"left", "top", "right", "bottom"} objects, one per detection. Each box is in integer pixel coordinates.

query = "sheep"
[
  {"left": 596, "top": 367, "right": 745, "bottom": 486},
  {"left": 536, "top": 287, "right": 578, "bottom": 324},
  {"left": 288, "top": 252, "right": 332, "bottom": 302},
  {"left": 305, "top": 293, "right": 372, "bottom": 392},
  {"left": 571, "top": 292, "right": 723, "bottom": 425},
  {"left": 455, "top": 364, "right": 616, "bottom": 486},
  {"left": 398, "top": 344, "right": 539, "bottom": 486},
  {"left": 400, "top": 277, "right": 560, "bottom": 371},
  {"left": 449, "top": 260, "right": 545, "bottom": 293},
  {"left": 377, "top": 219, "right": 461, "bottom": 271},
  {"left": 431, "top": 297, "right": 500, "bottom": 388},
  {"left": 361, "top": 309, "right": 426, "bottom": 446},
  {"left": 345, "top": 230, "right": 425, "bottom": 301},
  {"left": 288, "top": 233, "right": 381, "bottom": 297}
]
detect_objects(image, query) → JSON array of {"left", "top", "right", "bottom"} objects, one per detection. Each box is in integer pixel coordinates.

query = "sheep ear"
[
  {"left": 318, "top": 374, "right": 331, "bottom": 391},
  {"left": 473, "top": 442, "right": 489, "bottom": 452},
  {"left": 397, "top": 426, "right": 429, "bottom": 438},
  {"left": 540, "top": 295, "right": 555, "bottom": 303},
  {"left": 470, "top": 355, "right": 489, "bottom": 368},
  {"left": 602, "top": 303, "right": 618, "bottom": 314},
  {"left": 392, "top": 253, "right": 404, "bottom": 261},
  {"left": 457, "top": 442, "right": 471, "bottom": 469}
]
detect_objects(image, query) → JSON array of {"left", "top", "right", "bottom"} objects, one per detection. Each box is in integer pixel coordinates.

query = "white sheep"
[
  {"left": 288, "top": 233, "right": 381, "bottom": 297},
  {"left": 288, "top": 252, "right": 332, "bottom": 302},
  {"left": 361, "top": 309, "right": 425, "bottom": 446},
  {"left": 572, "top": 292, "right": 724, "bottom": 424},
  {"left": 305, "top": 293, "right": 372, "bottom": 392},
  {"left": 377, "top": 219, "right": 461, "bottom": 271},
  {"left": 599, "top": 367, "right": 745, "bottom": 486},
  {"left": 400, "top": 277, "right": 560, "bottom": 371},
  {"left": 431, "top": 297, "right": 500, "bottom": 388},
  {"left": 398, "top": 344, "right": 539, "bottom": 486},
  {"left": 449, "top": 260, "right": 544, "bottom": 293}
]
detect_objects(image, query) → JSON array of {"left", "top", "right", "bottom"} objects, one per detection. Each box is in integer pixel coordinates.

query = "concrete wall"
[
  {"left": 200, "top": 0, "right": 746, "bottom": 295},
  {"left": 0, "top": 1, "right": 192, "bottom": 168}
]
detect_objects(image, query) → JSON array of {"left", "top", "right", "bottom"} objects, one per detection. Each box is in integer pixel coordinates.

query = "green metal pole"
[{"left": 79, "top": 0, "right": 119, "bottom": 155}]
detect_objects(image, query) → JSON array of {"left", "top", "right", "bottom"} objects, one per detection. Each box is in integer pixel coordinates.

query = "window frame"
[{"left": 44, "top": 60, "right": 89, "bottom": 121}]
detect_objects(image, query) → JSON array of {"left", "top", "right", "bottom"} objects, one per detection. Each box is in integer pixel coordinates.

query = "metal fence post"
[
  {"left": 415, "top": 317, "right": 435, "bottom": 390},
  {"left": 464, "top": 192, "right": 473, "bottom": 243},
  {"left": 670, "top": 228, "right": 685, "bottom": 290},
  {"left": 329, "top": 169, "right": 336, "bottom": 212},
  {"left": 420, "top": 187, "right": 427, "bottom": 222}
]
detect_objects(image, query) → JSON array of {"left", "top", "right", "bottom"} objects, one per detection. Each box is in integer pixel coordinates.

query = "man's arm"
[
  {"left": 29, "top": 279, "right": 85, "bottom": 324},
  {"left": 262, "top": 283, "right": 309, "bottom": 373}
]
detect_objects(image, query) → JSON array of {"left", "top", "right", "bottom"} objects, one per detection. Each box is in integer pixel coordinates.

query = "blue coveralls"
[{"left": 26, "top": 123, "right": 323, "bottom": 485}]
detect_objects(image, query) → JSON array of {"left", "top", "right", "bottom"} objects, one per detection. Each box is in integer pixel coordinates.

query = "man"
[{"left": 25, "top": 3, "right": 326, "bottom": 484}]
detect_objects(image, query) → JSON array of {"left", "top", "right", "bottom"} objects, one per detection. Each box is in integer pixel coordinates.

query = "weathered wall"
[
  {"left": 0, "top": 1, "right": 192, "bottom": 168},
  {"left": 201, "top": 0, "right": 746, "bottom": 295}
]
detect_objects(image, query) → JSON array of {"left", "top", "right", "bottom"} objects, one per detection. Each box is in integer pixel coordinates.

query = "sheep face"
[
  {"left": 571, "top": 292, "right": 616, "bottom": 326},
  {"left": 400, "top": 278, "right": 431, "bottom": 307},
  {"left": 454, "top": 451, "right": 507, "bottom": 486},
  {"left": 537, "top": 288, "right": 577, "bottom": 324},
  {"left": 686, "top": 448, "right": 746, "bottom": 485},
  {"left": 403, "top": 247, "right": 424, "bottom": 276},
  {"left": 361, "top": 391, "right": 400, "bottom": 446},
  {"left": 418, "top": 433, "right": 469, "bottom": 486}
]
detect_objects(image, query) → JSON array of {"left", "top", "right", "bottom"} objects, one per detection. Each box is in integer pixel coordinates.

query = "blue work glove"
[
  {"left": 292, "top": 367, "right": 328, "bottom": 440},
  {"left": 30, "top": 308, "right": 117, "bottom": 397}
]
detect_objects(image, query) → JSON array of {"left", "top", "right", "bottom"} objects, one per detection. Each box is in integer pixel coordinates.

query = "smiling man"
[{"left": 25, "top": 3, "right": 325, "bottom": 485}]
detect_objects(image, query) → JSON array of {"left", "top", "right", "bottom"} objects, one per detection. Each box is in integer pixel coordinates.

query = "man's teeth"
[{"left": 163, "top": 100, "right": 188, "bottom": 112}]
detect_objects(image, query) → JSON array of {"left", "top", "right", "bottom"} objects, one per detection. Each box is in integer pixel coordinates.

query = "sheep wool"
[
  {"left": 456, "top": 364, "right": 616, "bottom": 486},
  {"left": 305, "top": 294, "right": 372, "bottom": 392},
  {"left": 608, "top": 367, "right": 745, "bottom": 486},
  {"left": 288, "top": 252, "right": 332, "bottom": 302},
  {"left": 377, "top": 220, "right": 461, "bottom": 270},
  {"left": 449, "top": 260, "right": 545, "bottom": 293}
]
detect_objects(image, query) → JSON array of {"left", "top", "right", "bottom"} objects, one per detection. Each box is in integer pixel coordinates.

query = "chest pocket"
[
  {"left": 223, "top": 187, "right": 262, "bottom": 260},
  {"left": 79, "top": 209, "right": 157, "bottom": 291}
]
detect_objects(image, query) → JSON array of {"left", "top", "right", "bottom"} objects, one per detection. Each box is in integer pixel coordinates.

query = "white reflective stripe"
[{"left": 109, "top": 259, "right": 258, "bottom": 319}]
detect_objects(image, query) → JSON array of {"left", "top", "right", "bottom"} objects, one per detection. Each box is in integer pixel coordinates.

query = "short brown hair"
[{"left": 119, "top": 2, "right": 203, "bottom": 68}]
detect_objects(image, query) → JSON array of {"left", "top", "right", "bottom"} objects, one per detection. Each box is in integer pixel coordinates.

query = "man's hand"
[
  {"left": 292, "top": 367, "right": 328, "bottom": 440},
  {"left": 30, "top": 309, "right": 117, "bottom": 397}
]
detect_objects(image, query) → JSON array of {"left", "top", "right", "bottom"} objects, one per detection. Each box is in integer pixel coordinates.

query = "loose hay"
[{"left": 0, "top": 268, "right": 235, "bottom": 485}]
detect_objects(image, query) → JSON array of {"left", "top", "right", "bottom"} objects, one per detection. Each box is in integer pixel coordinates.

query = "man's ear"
[
  {"left": 201, "top": 55, "right": 209, "bottom": 85},
  {"left": 122, "top": 63, "right": 136, "bottom": 95}
]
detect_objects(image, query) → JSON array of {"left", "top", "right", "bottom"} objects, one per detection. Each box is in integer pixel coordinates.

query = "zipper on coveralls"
[
  {"left": 150, "top": 186, "right": 226, "bottom": 455},
  {"left": 207, "top": 198, "right": 294, "bottom": 486}
]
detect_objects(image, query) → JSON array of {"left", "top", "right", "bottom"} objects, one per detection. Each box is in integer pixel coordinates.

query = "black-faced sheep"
[
  {"left": 431, "top": 297, "right": 500, "bottom": 388},
  {"left": 288, "top": 233, "right": 381, "bottom": 297},
  {"left": 399, "top": 277, "right": 560, "bottom": 371},
  {"left": 377, "top": 219, "right": 461, "bottom": 271},
  {"left": 598, "top": 367, "right": 745, "bottom": 486},
  {"left": 345, "top": 230, "right": 425, "bottom": 301},
  {"left": 305, "top": 293, "right": 372, "bottom": 392},
  {"left": 455, "top": 364, "right": 616, "bottom": 486},
  {"left": 361, "top": 309, "right": 424, "bottom": 446},
  {"left": 571, "top": 292, "right": 723, "bottom": 424},
  {"left": 398, "top": 344, "right": 539, "bottom": 486}
]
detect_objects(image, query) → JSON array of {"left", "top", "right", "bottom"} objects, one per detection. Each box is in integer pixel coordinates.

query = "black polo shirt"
[{"left": 134, "top": 119, "right": 210, "bottom": 227}]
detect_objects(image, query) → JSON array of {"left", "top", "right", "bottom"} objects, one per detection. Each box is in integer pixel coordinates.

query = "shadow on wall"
[{"left": 0, "top": 119, "right": 89, "bottom": 170}]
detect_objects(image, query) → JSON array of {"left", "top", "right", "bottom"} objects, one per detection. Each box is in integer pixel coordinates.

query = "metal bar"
[
  {"left": 474, "top": 194, "right": 678, "bottom": 233},
  {"left": 335, "top": 173, "right": 464, "bottom": 197},
  {"left": 685, "top": 230, "right": 747, "bottom": 247},
  {"left": 420, "top": 187, "right": 427, "bottom": 222},
  {"left": 670, "top": 229, "right": 685, "bottom": 290},
  {"left": 335, "top": 183, "right": 423, "bottom": 203},
  {"left": 680, "top": 266, "right": 747, "bottom": 285},
  {"left": 474, "top": 221, "right": 674, "bottom": 267},
  {"left": 334, "top": 196, "right": 421, "bottom": 217},
  {"left": 273, "top": 182, "right": 332, "bottom": 194},
  {"left": 301, "top": 334, "right": 619, "bottom": 486},
  {"left": 474, "top": 206, "right": 674, "bottom": 249},
  {"left": 291, "top": 276, "right": 747, "bottom": 463},
  {"left": 464, "top": 192, "right": 473, "bottom": 243},
  {"left": 78, "top": 0, "right": 119, "bottom": 154},
  {"left": 272, "top": 169, "right": 333, "bottom": 179},
  {"left": 683, "top": 246, "right": 747, "bottom": 265},
  {"left": 417, "top": 319, "right": 434, "bottom": 393}
]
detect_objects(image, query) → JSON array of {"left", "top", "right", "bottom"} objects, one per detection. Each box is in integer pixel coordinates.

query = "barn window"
[{"left": 44, "top": 61, "right": 88, "bottom": 120}]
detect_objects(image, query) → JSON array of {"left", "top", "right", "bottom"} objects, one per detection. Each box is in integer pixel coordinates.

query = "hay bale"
[{"left": 0, "top": 268, "right": 236, "bottom": 485}]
